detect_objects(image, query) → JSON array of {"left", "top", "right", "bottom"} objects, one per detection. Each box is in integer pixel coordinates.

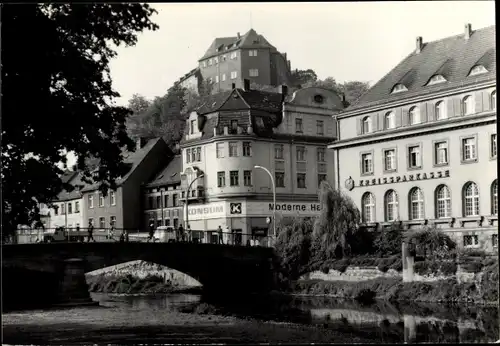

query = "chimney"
[
  {"left": 464, "top": 23, "right": 472, "bottom": 40},
  {"left": 287, "top": 60, "right": 291, "bottom": 70},
  {"left": 231, "top": 83, "right": 236, "bottom": 89},
  {"left": 243, "top": 79, "right": 250, "bottom": 91},
  {"left": 237, "top": 32, "right": 241, "bottom": 39},
  {"left": 415, "top": 36, "right": 423, "bottom": 54}
]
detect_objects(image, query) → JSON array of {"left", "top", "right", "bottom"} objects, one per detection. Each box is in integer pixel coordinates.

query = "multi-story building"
[
  {"left": 178, "top": 68, "right": 202, "bottom": 93},
  {"left": 329, "top": 24, "right": 497, "bottom": 251},
  {"left": 47, "top": 171, "right": 86, "bottom": 229},
  {"left": 143, "top": 155, "right": 183, "bottom": 229},
  {"left": 81, "top": 138, "right": 172, "bottom": 231},
  {"left": 180, "top": 79, "right": 344, "bottom": 242},
  {"left": 198, "top": 29, "right": 293, "bottom": 93}
]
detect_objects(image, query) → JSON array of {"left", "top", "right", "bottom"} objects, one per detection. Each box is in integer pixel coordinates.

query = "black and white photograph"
[{"left": 1, "top": 1, "right": 497, "bottom": 344}]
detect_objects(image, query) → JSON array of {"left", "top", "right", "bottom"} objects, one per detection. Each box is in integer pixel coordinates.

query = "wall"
[
  {"left": 83, "top": 189, "right": 123, "bottom": 229},
  {"left": 199, "top": 50, "right": 242, "bottom": 91},
  {"left": 143, "top": 185, "right": 183, "bottom": 229},
  {"left": 49, "top": 198, "right": 84, "bottom": 228},
  {"left": 239, "top": 48, "right": 272, "bottom": 86}
]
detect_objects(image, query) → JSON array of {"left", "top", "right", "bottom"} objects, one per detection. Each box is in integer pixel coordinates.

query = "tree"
[
  {"left": 311, "top": 181, "right": 361, "bottom": 262},
  {"left": 2, "top": 4, "right": 158, "bottom": 237},
  {"left": 305, "top": 76, "right": 370, "bottom": 105},
  {"left": 291, "top": 69, "right": 318, "bottom": 86}
]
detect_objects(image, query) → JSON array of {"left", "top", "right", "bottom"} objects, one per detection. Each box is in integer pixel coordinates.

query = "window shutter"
[
  {"left": 427, "top": 102, "right": 435, "bottom": 121},
  {"left": 379, "top": 113, "right": 385, "bottom": 131},
  {"left": 453, "top": 98, "right": 462, "bottom": 117},
  {"left": 356, "top": 117, "right": 362, "bottom": 135},
  {"left": 447, "top": 98, "right": 455, "bottom": 118},
  {"left": 395, "top": 108, "right": 402, "bottom": 128},
  {"left": 420, "top": 102, "right": 428, "bottom": 123},
  {"left": 372, "top": 114, "right": 379, "bottom": 132},
  {"left": 482, "top": 91, "right": 491, "bottom": 110},
  {"left": 401, "top": 108, "right": 409, "bottom": 126},
  {"left": 475, "top": 91, "right": 483, "bottom": 113}
]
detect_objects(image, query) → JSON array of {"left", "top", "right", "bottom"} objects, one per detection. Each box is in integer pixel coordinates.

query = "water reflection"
[{"left": 91, "top": 293, "right": 498, "bottom": 343}]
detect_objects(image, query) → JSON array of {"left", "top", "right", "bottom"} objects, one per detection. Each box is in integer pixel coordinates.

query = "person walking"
[
  {"left": 109, "top": 225, "right": 115, "bottom": 241},
  {"left": 186, "top": 224, "right": 192, "bottom": 243},
  {"left": 217, "top": 225, "right": 223, "bottom": 245},
  {"left": 87, "top": 220, "right": 95, "bottom": 242},
  {"left": 178, "top": 224, "right": 185, "bottom": 242},
  {"left": 147, "top": 221, "right": 155, "bottom": 242},
  {"left": 225, "top": 225, "right": 230, "bottom": 245}
]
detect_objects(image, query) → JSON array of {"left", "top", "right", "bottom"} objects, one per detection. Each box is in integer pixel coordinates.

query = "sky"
[{"left": 109, "top": 1, "right": 495, "bottom": 106}]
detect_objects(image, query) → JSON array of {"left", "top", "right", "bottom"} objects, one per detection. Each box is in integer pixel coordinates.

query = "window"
[
  {"left": 362, "top": 192, "right": 376, "bottom": 223},
  {"left": 409, "top": 188, "right": 424, "bottom": 220},
  {"left": 99, "top": 217, "right": 106, "bottom": 229},
  {"left": 463, "top": 182, "right": 480, "bottom": 216},
  {"left": 243, "top": 142, "right": 252, "bottom": 156},
  {"left": 110, "top": 191, "right": 116, "bottom": 206},
  {"left": 231, "top": 71, "right": 238, "bottom": 79},
  {"left": 217, "top": 171, "right": 226, "bottom": 187},
  {"left": 493, "top": 234, "right": 498, "bottom": 248},
  {"left": 409, "top": 106, "right": 420, "bottom": 125},
  {"left": 492, "top": 180, "right": 498, "bottom": 215},
  {"left": 208, "top": 58, "right": 213, "bottom": 66},
  {"left": 75, "top": 201, "right": 80, "bottom": 213},
  {"left": 190, "top": 120, "right": 195, "bottom": 134},
  {"left": 435, "top": 185, "right": 451, "bottom": 218},
  {"left": 88, "top": 195, "right": 94, "bottom": 209},
  {"left": 98, "top": 192, "right": 104, "bottom": 207},
  {"left": 408, "top": 145, "right": 421, "bottom": 168},
  {"left": 462, "top": 95, "right": 473, "bottom": 115},
  {"left": 249, "top": 49, "right": 258, "bottom": 56},
  {"left": 274, "top": 145, "right": 284, "bottom": 159},
  {"left": 317, "top": 148, "right": 326, "bottom": 162},
  {"left": 384, "top": 190, "right": 399, "bottom": 222},
  {"left": 54, "top": 205, "right": 59, "bottom": 215},
  {"left": 295, "top": 118, "right": 303, "bottom": 133},
  {"left": 255, "top": 117, "right": 264, "bottom": 127},
  {"left": 361, "top": 153, "right": 373, "bottom": 174},
  {"left": 230, "top": 52, "right": 238, "bottom": 59},
  {"left": 316, "top": 120, "right": 324, "bottom": 135},
  {"left": 147, "top": 196, "right": 153, "bottom": 209},
  {"left": 317, "top": 174, "right": 327, "bottom": 187},
  {"left": 164, "top": 194, "right": 169, "bottom": 208},
  {"left": 463, "top": 235, "right": 479, "bottom": 248},
  {"left": 215, "top": 75, "right": 219, "bottom": 83},
  {"left": 435, "top": 101, "right": 446, "bottom": 120},
  {"left": 222, "top": 74, "right": 226, "bottom": 81},
  {"left": 229, "top": 142, "right": 238, "bottom": 157},
  {"left": 434, "top": 141, "right": 448, "bottom": 165},
  {"left": 469, "top": 65, "right": 488, "bottom": 76},
  {"left": 492, "top": 91, "right": 496, "bottom": 110},
  {"left": 243, "top": 170, "right": 252, "bottom": 186},
  {"left": 275, "top": 172, "right": 285, "bottom": 188},
  {"left": 222, "top": 54, "right": 227, "bottom": 61},
  {"left": 231, "top": 120, "right": 238, "bottom": 134},
  {"left": 186, "top": 149, "right": 191, "bottom": 163},
  {"left": 214, "top": 57, "right": 219, "bottom": 64},
  {"left": 249, "top": 69, "right": 259, "bottom": 77},
  {"left": 110, "top": 216, "right": 116, "bottom": 227},
  {"left": 61, "top": 203, "right": 66, "bottom": 215},
  {"left": 462, "top": 137, "right": 477, "bottom": 161},
  {"left": 173, "top": 194, "right": 178, "bottom": 207},
  {"left": 156, "top": 196, "right": 161, "bottom": 209},
  {"left": 191, "top": 148, "right": 196, "bottom": 162},
  {"left": 297, "top": 173, "right": 306, "bottom": 188},
  {"left": 216, "top": 143, "right": 225, "bottom": 158},
  {"left": 427, "top": 74, "right": 447, "bottom": 85},
  {"left": 67, "top": 202, "right": 72, "bottom": 214},
  {"left": 202, "top": 61, "right": 206, "bottom": 68},
  {"left": 384, "top": 112, "right": 395, "bottom": 129},
  {"left": 362, "top": 116, "right": 372, "bottom": 133},
  {"left": 230, "top": 171, "right": 239, "bottom": 186},
  {"left": 491, "top": 134, "right": 497, "bottom": 158},
  {"left": 392, "top": 84, "right": 408, "bottom": 93},
  {"left": 296, "top": 146, "right": 306, "bottom": 161},
  {"left": 384, "top": 149, "right": 396, "bottom": 171}
]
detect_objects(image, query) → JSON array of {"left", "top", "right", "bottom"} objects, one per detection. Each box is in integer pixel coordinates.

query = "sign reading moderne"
[{"left": 268, "top": 203, "right": 322, "bottom": 213}]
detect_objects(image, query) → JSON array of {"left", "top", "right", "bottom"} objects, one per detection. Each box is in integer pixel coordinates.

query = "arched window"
[
  {"left": 463, "top": 182, "right": 480, "bottom": 216},
  {"left": 491, "top": 90, "right": 496, "bottom": 110},
  {"left": 409, "top": 187, "right": 424, "bottom": 220},
  {"left": 384, "top": 190, "right": 399, "bottom": 222},
  {"left": 362, "top": 116, "right": 372, "bottom": 133},
  {"left": 362, "top": 192, "right": 375, "bottom": 223},
  {"left": 384, "top": 111, "right": 395, "bottom": 129},
  {"left": 435, "top": 185, "right": 451, "bottom": 218},
  {"left": 462, "top": 95, "right": 473, "bottom": 115},
  {"left": 392, "top": 84, "right": 408, "bottom": 93},
  {"left": 435, "top": 101, "right": 446, "bottom": 120},
  {"left": 409, "top": 106, "right": 420, "bottom": 125},
  {"left": 492, "top": 180, "right": 498, "bottom": 215}
]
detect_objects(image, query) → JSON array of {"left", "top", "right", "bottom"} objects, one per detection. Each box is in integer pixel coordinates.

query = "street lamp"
[
  {"left": 254, "top": 165, "right": 276, "bottom": 246},
  {"left": 183, "top": 171, "right": 205, "bottom": 231}
]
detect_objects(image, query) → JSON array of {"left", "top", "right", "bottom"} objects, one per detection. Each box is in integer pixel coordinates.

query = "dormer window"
[
  {"left": 391, "top": 84, "right": 408, "bottom": 93},
  {"left": 469, "top": 65, "right": 488, "bottom": 76},
  {"left": 427, "top": 74, "right": 447, "bottom": 85}
]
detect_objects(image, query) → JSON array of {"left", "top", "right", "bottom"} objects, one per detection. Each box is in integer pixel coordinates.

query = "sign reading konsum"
[
  {"left": 187, "top": 203, "right": 225, "bottom": 220},
  {"left": 268, "top": 202, "right": 322, "bottom": 214}
]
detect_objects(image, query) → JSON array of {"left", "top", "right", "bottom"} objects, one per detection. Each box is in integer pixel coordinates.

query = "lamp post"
[
  {"left": 254, "top": 165, "right": 276, "bottom": 246},
  {"left": 183, "top": 172, "right": 205, "bottom": 231}
]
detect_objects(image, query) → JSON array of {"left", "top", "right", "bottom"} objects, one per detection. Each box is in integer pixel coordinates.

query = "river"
[{"left": 2, "top": 292, "right": 498, "bottom": 344}]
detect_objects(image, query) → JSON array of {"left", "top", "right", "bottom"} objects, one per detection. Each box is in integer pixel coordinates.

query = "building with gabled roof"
[
  {"left": 329, "top": 24, "right": 497, "bottom": 252},
  {"left": 179, "top": 79, "right": 344, "bottom": 244}
]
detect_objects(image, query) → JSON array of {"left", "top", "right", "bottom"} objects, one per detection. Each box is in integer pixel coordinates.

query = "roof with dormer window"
[
  {"left": 348, "top": 25, "right": 495, "bottom": 111},
  {"left": 145, "top": 155, "right": 182, "bottom": 188}
]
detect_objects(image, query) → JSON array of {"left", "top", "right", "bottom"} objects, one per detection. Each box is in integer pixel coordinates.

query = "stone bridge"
[{"left": 2, "top": 243, "right": 278, "bottom": 310}]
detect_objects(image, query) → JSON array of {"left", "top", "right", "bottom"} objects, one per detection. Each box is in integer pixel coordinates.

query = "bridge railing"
[{"left": 13, "top": 228, "right": 272, "bottom": 247}]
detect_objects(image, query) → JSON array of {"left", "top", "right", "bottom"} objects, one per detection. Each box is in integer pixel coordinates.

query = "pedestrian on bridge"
[
  {"left": 109, "top": 225, "right": 115, "bottom": 241},
  {"left": 186, "top": 224, "right": 192, "bottom": 243},
  {"left": 147, "top": 222, "right": 155, "bottom": 242},
  {"left": 178, "top": 224, "right": 185, "bottom": 242},
  {"left": 87, "top": 221, "right": 95, "bottom": 242},
  {"left": 217, "top": 225, "right": 223, "bottom": 245}
]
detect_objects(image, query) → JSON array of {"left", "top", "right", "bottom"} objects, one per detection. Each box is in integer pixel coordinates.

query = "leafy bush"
[
  {"left": 331, "top": 258, "right": 351, "bottom": 273},
  {"left": 374, "top": 221, "right": 405, "bottom": 257},
  {"left": 440, "top": 262, "right": 458, "bottom": 275},
  {"left": 405, "top": 225, "right": 456, "bottom": 259},
  {"left": 460, "top": 261, "right": 484, "bottom": 273}
]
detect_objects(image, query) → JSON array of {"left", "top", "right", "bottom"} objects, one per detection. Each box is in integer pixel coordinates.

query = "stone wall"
[{"left": 300, "top": 266, "right": 400, "bottom": 282}]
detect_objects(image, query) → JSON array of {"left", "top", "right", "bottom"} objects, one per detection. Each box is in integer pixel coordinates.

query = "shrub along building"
[
  {"left": 180, "top": 79, "right": 344, "bottom": 243},
  {"left": 81, "top": 138, "right": 172, "bottom": 231},
  {"left": 142, "top": 155, "right": 184, "bottom": 229},
  {"left": 329, "top": 24, "right": 497, "bottom": 251}
]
